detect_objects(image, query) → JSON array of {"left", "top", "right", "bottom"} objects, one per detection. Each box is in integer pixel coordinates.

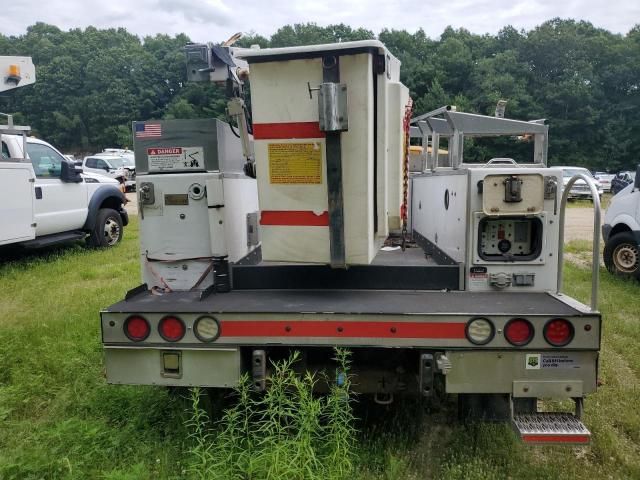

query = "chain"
[{"left": 401, "top": 98, "right": 413, "bottom": 251}]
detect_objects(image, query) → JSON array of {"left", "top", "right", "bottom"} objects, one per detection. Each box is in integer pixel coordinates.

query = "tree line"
[{"left": 1, "top": 20, "right": 639, "bottom": 171}]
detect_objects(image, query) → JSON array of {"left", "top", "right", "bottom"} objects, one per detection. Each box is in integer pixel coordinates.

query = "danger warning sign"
[{"left": 147, "top": 146, "right": 204, "bottom": 172}]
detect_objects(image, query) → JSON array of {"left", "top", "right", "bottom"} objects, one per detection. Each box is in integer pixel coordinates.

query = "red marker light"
[
  {"left": 544, "top": 319, "right": 574, "bottom": 347},
  {"left": 504, "top": 318, "right": 534, "bottom": 346},
  {"left": 159, "top": 316, "right": 186, "bottom": 342},
  {"left": 124, "top": 316, "right": 150, "bottom": 342}
]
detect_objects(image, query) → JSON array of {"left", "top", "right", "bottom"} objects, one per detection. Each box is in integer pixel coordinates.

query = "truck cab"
[
  {"left": 603, "top": 165, "right": 640, "bottom": 279},
  {"left": 0, "top": 55, "right": 129, "bottom": 250},
  {"left": 1, "top": 134, "right": 129, "bottom": 249}
]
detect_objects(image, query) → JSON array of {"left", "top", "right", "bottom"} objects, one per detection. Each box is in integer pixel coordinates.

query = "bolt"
[
  {"left": 390, "top": 327, "right": 397, "bottom": 334},
  {"left": 337, "top": 326, "right": 344, "bottom": 333},
  {"left": 179, "top": 213, "right": 186, "bottom": 219},
  {"left": 566, "top": 386, "right": 572, "bottom": 392},
  {"left": 285, "top": 325, "right": 291, "bottom": 332},
  {"left": 523, "top": 386, "right": 529, "bottom": 393},
  {"left": 109, "top": 320, "right": 115, "bottom": 327}
]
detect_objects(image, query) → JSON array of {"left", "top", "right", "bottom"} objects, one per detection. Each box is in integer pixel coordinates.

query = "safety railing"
[{"left": 557, "top": 174, "right": 601, "bottom": 311}]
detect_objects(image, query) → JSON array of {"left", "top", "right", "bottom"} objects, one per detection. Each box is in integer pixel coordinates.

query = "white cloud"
[{"left": 1, "top": 0, "right": 638, "bottom": 43}]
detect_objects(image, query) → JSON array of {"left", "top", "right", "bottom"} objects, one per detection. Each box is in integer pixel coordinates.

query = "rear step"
[
  {"left": 21, "top": 231, "right": 86, "bottom": 249},
  {"left": 513, "top": 413, "right": 591, "bottom": 445}
]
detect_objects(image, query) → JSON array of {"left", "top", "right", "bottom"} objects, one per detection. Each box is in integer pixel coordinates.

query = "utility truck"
[
  {"left": 100, "top": 40, "right": 602, "bottom": 444},
  {"left": 0, "top": 56, "right": 129, "bottom": 249}
]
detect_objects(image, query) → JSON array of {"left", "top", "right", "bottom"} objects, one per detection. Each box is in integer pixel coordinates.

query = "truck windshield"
[
  {"left": 563, "top": 168, "right": 592, "bottom": 178},
  {"left": 106, "top": 157, "right": 127, "bottom": 168}
]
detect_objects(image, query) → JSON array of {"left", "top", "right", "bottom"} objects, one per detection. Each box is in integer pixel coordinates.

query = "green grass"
[
  {"left": 1, "top": 221, "right": 639, "bottom": 479},
  {"left": 566, "top": 192, "right": 612, "bottom": 209}
]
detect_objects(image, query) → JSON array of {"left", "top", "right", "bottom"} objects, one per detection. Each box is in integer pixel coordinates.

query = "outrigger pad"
[{"left": 512, "top": 413, "right": 591, "bottom": 445}]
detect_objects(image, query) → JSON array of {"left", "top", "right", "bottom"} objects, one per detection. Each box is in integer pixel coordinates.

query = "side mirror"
[
  {"left": 60, "top": 160, "right": 83, "bottom": 183},
  {"left": 635, "top": 164, "right": 640, "bottom": 191}
]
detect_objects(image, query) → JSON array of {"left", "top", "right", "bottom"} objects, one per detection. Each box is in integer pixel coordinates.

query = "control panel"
[{"left": 479, "top": 217, "right": 541, "bottom": 261}]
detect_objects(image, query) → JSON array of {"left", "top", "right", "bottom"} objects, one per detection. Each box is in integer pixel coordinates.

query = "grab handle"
[{"left": 557, "top": 174, "right": 601, "bottom": 311}]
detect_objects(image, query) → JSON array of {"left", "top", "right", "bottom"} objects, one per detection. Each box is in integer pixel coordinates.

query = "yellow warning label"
[{"left": 268, "top": 143, "right": 322, "bottom": 184}]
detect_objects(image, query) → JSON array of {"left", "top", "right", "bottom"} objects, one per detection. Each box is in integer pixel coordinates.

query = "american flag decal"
[{"left": 135, "top": 123, "right": 162, "bottom": 138}]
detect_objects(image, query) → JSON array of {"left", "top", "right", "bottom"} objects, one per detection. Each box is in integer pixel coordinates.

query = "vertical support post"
[{"left": 322, "top": 55, "right": 346, "bottom": 268}]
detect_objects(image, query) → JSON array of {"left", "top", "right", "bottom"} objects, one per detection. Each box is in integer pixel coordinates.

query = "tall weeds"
[{"left": 186, "top": 348, "right": 357, "bottom": 480}]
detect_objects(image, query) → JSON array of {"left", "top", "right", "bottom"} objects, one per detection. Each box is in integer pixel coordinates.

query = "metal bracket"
[
  {"left": 419, "top": 353, "right": 435, "bottom": 397},
  {"left": 252, "top": 349, "right": 267, "bottom": 391}
]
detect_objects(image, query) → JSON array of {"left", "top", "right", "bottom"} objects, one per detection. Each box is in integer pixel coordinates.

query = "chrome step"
[{"left": 512, "top": 413, "right": 591, "bottom": 445}]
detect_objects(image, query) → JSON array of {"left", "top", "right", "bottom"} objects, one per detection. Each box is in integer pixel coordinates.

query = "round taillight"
[
  {"left": 159, "top": 316, "right": 186, "bottom": 342},
  {"left": 194, "top": 316, "right": 220, "bottom": 342},
  {"left": 124, "top": 315, "right": 150, "bottom": 342},
  {"left": 465, "top": 317, "right": 495, "bottom": 345},
  {"left": 544, "top": 318, "right": 574, "bottom": 347},
  {"left": 504, "top": 318, "right": 534, "bottom": 346}
]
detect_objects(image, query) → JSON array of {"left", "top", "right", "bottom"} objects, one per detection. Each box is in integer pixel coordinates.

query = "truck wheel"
[
  {"left": 604, "top": 232, "right": 640, "bottom": 279},
  {"left": 88, "top": 208, "right": 123, "bottom": 248}
]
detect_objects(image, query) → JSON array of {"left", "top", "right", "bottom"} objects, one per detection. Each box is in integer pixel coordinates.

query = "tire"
[
  {"left": 87, "top": 208, "right": 123, "bottom": 248},
  {"left": 604, "top": 231, "right": 640, "bottom": 280}
]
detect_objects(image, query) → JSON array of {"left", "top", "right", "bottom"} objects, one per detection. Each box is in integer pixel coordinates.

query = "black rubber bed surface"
[{"left": 105, "top": 290, "right": 582, "bottom": 316}]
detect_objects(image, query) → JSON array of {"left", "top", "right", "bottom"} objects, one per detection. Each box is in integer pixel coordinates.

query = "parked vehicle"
[
  {"left": 102, "top": 148, "right": 134, "bottom": 161},
  {"left": 100, "top": 40, "right": 603, "bottom": 445},
  {"left": 603, "top": 165, "right": 640, "bottom": 279},
  {"left": 82, "top": 154, "right": 136, "bottom": 191},
  {"left": 594, "top": 172, "right": 614, "bottom": 193},
  {"left": 1, "top": 56, "right": 128, "bottom": 250},
  {"left": 611, "top": 171, "right": 636, "bottom": 195},
  {"left": 1, "top": 134, "right": 128, "bottom": 249},
  {"left": 557, "top": 166, "right": 603, "bottom": 201}
]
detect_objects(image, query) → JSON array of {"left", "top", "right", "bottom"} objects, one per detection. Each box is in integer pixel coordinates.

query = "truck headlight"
[
  {"left": 194, "top": 316, "right": 220, "bottom": 342},
  {"left": 465, "top": 317, "right": 495, "bottom": 345}
]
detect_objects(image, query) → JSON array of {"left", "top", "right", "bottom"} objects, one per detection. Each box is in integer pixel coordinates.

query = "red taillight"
[
  {"left": 159, "top": 316, "right": 186, "bottom": 342},
  {"left": 124, "top": 316, "right": 150, "bottom": 341},
  {"left": 544, "top": 318, "right": 574, "bottom": 347},
  {"left": 504, "top": 318, "right": 534, "bottom": 346}
]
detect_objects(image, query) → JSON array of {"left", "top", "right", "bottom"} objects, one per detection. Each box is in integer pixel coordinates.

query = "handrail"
[
  {"left": 557, "top": 174, "right": 601, "bottom": 311},
  {"left": 484, "top": 158, "right": 518, "bottom": 167}
]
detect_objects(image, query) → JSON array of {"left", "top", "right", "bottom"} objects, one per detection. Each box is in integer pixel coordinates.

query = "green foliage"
[
  {"left": 185, "top": 349, "right": 357, "bottom": 480},
  {"left": 2, "top": 20, "right": 640, "bottom": 168}
]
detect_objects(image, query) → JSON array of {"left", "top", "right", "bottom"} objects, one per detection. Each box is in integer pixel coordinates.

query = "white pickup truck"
[
  {"left": 0, "top": 55, "right": 128, "bottom": 250},
  {"left": 1, "top": 134, "right": 129, "bottom": 249}
]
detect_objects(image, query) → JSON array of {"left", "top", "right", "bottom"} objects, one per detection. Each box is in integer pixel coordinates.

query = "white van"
[{"left": 602, "top": 165, "right": 640, "bottom": 279}]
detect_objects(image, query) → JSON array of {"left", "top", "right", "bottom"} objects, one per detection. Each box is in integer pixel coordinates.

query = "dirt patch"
[{"left": 565, "top": 207, "right": 602, "bottom": 243}]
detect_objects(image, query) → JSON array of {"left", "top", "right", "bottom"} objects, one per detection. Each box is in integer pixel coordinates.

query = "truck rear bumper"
[
  {"left": 103, "top": 345, "right": 597, "bottom": 400},
  {"left": 104, "top": 346, "right": 240, "bottom": 387}
]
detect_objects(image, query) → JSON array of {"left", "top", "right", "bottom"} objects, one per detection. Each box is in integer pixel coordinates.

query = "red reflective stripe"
[
  {"left": 253, "top": 122, "right": 325, "bottom": 139},
  {"left": 260, "top": 210, "right": 329, "bottom": 226},
  {"left": 522, "top": 434, "right": 590, "bottom": 444},
  {"left": 220, "top": 321, "right": 466, "bottom": 339}
]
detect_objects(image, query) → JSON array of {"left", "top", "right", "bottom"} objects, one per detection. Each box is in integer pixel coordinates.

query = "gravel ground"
[
  {"left": 125, "top": 192, "right": 137, "bottom": 215},
  {"left": 565, "top": 207, "right": 602, "bottom": 243}
]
